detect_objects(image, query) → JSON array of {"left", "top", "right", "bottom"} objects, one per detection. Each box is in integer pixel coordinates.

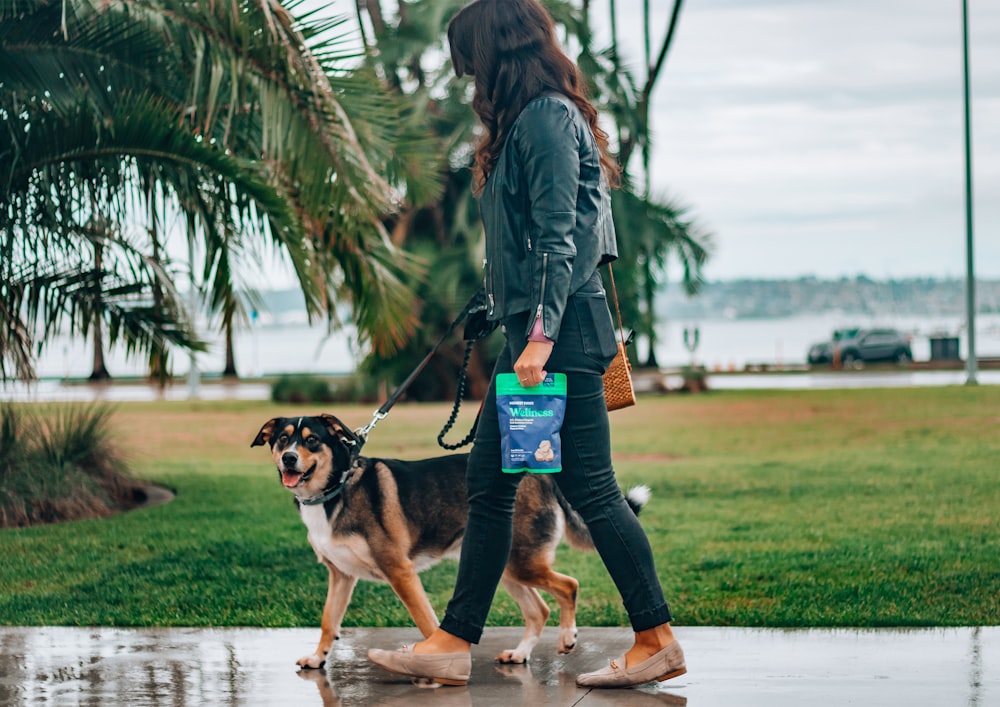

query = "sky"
[
  {"left": 293, "top": 0, "right": 1000, "bottom": 283},
  {"left": 613, "top": 0, "right": 1000, "bottom": 281}
]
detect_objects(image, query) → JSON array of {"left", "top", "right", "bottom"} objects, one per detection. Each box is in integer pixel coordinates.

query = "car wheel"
[
  {"left": 895, "top": 349, "right": 911, "bottom": 365},
  {"left": 841, "top": 351, "right": 863, "bottom": 370}
]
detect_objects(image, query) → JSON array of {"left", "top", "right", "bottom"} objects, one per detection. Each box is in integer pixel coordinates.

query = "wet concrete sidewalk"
[{"left": 0, "top": 625, "right": 994, "bottom": 706}]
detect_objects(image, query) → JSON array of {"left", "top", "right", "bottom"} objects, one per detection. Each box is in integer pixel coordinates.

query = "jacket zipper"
[
  {"left": 487, "top": 261, "right": 495, "bottom": 312},
  {"left": 535, "top": 252, "right": 548, "bottom": 334}
]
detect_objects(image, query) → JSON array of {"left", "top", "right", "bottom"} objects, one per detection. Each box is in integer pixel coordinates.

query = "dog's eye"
[
  {"left": 305, "top": 436, "right": 320, "bottom": 449},
  {"left": 277, "top": 434, "right": 289, "bottom": 446}
]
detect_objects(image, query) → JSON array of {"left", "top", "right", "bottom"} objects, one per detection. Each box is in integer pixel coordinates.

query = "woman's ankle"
[
  {"left": 624, "top": 623, "right": 676, "bottom": 665},
  {"left": 635, "top": 622, "right": 675, "bottom": 648},
  {"left": 414, "top": 628, "right": 471, "bottom": 654}
]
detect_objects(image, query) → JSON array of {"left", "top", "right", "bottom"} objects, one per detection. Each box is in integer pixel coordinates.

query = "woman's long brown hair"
[{"left": 447, "top": 0, "right": 621, "bottom": 194}]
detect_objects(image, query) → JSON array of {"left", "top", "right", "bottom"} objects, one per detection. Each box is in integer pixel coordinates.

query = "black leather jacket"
[{"left": 480, "top": 92, "right": 618, "bottom": 342}]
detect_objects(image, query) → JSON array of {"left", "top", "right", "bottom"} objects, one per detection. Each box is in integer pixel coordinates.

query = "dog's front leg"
[
  {"left": 384, "top": 561, "right": 440, "bottom": 639},
  {"left": 298, "top": 561, "right": 359, "bottom": 669},
  {"left": 496, "top": 574, "right": 549, "bottom": 663}
]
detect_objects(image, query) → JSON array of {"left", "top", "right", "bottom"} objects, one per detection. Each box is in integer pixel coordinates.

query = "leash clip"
[{"left": 356, "top": 410, "right": 388, "bottom": 441}]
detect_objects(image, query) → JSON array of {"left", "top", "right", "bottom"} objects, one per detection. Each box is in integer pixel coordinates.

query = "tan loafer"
[
  {"left": 367, "top": 644, "right": 472, "bottom": 686},
  {"left": 576, "top": 640, "right": 686, "bottom": 688}
]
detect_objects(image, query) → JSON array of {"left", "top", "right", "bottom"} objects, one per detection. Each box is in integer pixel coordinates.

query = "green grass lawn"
[{"left": 1, "top": 386, "right": 998, "bottom": 629}]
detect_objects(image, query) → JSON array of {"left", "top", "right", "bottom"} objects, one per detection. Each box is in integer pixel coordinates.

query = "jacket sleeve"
[{"left": 513, "top": 98, "right": 579, "bottom": 342}]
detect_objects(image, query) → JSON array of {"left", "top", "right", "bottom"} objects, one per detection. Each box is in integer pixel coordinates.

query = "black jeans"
[{"left": 439, "top": 275, "right": 673, "bottom": 643}]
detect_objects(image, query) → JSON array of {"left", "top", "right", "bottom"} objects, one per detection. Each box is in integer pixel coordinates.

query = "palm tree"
[
  {"left": 344, "top": 0, "right": 711, "bottom": 398},
  {"left": 588, "top": 0, "right": 708, "bottom": 366},
  {"left": 610, "top": 190, "right": 710, "bottom": 367},
  {"left": 343, "top": 0, "right": 493, "bottom": 399},
  {"left": 1, "top": 0, "right": 429, "bottom": 381}
]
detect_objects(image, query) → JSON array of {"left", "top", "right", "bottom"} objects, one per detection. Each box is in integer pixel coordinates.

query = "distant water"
[
  {"left": 19, "top": 311, "right": 1000, "bottom": 379},
  {"left": 29, "top": 321, "right": 361, "bottom": 379},
  {"left": 652, "top": 312, "right": 1000, "bottom": 372}
]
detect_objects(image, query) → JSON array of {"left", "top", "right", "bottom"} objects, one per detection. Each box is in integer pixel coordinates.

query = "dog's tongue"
[{"left": 281, "top": 471, "right": 302, "bottom": 488}]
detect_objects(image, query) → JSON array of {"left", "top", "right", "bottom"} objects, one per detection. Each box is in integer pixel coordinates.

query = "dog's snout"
[{"left": 281, "top": 452, "right": 298, "bottom": 469}]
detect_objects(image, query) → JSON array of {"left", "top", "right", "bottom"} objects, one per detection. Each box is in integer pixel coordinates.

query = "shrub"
[
  {"left": 0, "top": 404, "right": 140, "bottom": 528},
  {"left": 270, "top": 374, "right": 335, "bottom": 404},
  {"left": 270, "top": 374, "right": 379, "bottom": 404}
]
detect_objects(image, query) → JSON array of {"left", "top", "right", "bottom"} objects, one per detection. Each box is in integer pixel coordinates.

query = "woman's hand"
[{"left": 514, "top": 341, "right": 554, "bottom": 387}]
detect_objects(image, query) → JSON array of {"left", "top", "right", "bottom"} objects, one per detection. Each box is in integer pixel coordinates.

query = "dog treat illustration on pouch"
[
  {"left": 497, "top": 372, "right": 567, "bottom": 473},
  {"left": 534, "top": 440, "right": 555, "bottom": 462}
]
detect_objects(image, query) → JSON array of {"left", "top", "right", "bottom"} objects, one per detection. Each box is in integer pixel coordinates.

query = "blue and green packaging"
[{"left": 496, "top": 372, "right": 567, "bottom": 473}]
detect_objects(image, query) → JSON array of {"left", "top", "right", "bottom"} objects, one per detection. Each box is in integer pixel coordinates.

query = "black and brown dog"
[{"left": 252, "top": 413, "right": 649, "bottom": 669}]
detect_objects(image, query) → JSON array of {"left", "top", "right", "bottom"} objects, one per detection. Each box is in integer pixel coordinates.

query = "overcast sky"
[
  {"left": 611, "top": 0, "right": 1000, "bottom": 281},
  {"left": 303, "top": 0, "right": 999, "bottom": 283}
]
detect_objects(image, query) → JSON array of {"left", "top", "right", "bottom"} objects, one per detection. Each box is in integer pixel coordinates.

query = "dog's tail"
[{"left": 554, "top": 482, "right": 652, "bottom": 552}]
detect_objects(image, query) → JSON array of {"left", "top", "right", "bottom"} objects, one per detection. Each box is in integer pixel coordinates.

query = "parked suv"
[{"left": 807, "top": 328, "right": 912, "bottom": 368}]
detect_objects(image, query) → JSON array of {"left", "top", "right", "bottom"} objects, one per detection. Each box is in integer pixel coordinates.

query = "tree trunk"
[
  {"left": 222, "top": 301, "right": 238, "bottom": 378},
  {"left": 147, "top": 186, "right": 167, "bottom": 386},
  {"left": 354, "top": 0, "right": 370, "bottom": 48},
  {"left": 364, "top": 0, "right": 386, "bottom": 36},
  {"left": 619, "top": 0, "right": 685, "bottom": 171},
  {"left": 643, "top": 279, "right": 660, "bottom": 368},
  {"left": 90, "top": 325, "right": 110, "bottom": 381},
  {"left": 89, "top": 241, "right": 111, "bottom": 381}
]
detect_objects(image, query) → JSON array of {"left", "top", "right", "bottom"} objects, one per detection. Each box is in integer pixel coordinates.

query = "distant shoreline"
[{"left": 4, "top": 365, "right": 1000, "bottom": 405}]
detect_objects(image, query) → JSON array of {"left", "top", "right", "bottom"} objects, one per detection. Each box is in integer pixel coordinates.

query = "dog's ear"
[
  {"left": 318, "top": 414, "right": 358, "bottom": 470},
  {"left": 317, "top": 414, "right": 351, "bottom": 439},
  {"left": 252, "top": 418, "right": 280, "bottom": 447}
]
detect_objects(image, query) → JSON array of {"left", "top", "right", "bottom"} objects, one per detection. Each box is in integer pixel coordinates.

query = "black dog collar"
[{"left": 299, "top": 428, "right": 365, "bottom": 506}]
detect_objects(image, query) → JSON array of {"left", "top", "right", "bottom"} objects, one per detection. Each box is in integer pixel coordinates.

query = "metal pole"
[{"left": 961, "top": 0, "right": 978, "bottom": 385}]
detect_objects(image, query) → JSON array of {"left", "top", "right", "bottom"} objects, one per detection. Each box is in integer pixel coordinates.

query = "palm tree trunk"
[
  {"left": 222, "top": 302, "right": 238, "bottom": 378},
  {"left": 354, "top": 0, "right": 370, "bottom": 48},
  {"left": 147, "top": 184, "right": 166, "bottom": 385},
  {"left": 619, "top": 0, "right": 685, "bottom": 170},
  {"left": 90, "top": 326, "right": 110, "bottom": 381},
  {"left": 610, "top": 0, "right": 618, "bottom": 50},
  {"left": 643, "top": 274, "right": 660, "bottom": 368},
  {"left": 364, "top": 0, "right": 386, "bottom": 36},
  {"left": 89, "top": 241, "right": 110, "bottom": 381}
]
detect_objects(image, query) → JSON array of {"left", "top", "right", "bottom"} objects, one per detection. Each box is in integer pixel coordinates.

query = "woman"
[{"left": 368, "top": 0, "right": 685, "bottom": 689}]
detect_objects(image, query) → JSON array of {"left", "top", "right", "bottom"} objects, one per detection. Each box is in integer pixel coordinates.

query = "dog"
[{"left": 252, "top": 413, "right": 650, "bottom": 669}]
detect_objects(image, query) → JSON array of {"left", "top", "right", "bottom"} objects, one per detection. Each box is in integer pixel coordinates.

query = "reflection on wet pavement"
[{"left": 0, "top": 626, "right": 995, "bottom": 706}]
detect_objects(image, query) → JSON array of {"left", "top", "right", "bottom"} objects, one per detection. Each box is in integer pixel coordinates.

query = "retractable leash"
[{"left": 353, "top": 289, "right": 499, "bottom": 451}]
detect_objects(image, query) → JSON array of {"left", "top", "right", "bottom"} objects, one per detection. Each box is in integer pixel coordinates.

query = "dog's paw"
[
  {"left": 495, "top": 649, "right": 530, "bottom": 664},
  {"left": 410, "top": 676, "right": 442, "bottom": 689},
  {"left": 296, "top": 653, "right": 327, "bottom": 670},
  {"left": 557, "top": 627, "right": 578, "bottom": 654}
]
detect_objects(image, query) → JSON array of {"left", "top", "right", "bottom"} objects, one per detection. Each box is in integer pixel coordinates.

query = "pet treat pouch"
[{"left": 496, "top": 372, "right": 567, "bottom": 473}]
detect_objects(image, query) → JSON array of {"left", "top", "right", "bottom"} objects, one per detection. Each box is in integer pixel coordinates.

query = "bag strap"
[{"left": 606, "top": 263, "right": 628, "bottom": 347}]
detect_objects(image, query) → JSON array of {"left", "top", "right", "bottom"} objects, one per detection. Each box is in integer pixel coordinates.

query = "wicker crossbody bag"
[{"left": 602, "top": 264, "right": 636, "bottom": 411}]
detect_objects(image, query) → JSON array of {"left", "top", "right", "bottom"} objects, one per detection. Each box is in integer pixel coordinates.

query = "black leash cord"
[{"left": 437, "top": 339, "right": 479, "bottom": 450}]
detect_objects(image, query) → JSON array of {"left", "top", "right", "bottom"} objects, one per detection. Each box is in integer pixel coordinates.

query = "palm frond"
[{"left": 2, "top": 0, "right": 432, "bottom": 377}]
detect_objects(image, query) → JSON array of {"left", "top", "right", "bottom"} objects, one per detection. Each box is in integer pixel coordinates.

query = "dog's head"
[{"left": 251, "top": 414, "right": 359, "bottom": 495}]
